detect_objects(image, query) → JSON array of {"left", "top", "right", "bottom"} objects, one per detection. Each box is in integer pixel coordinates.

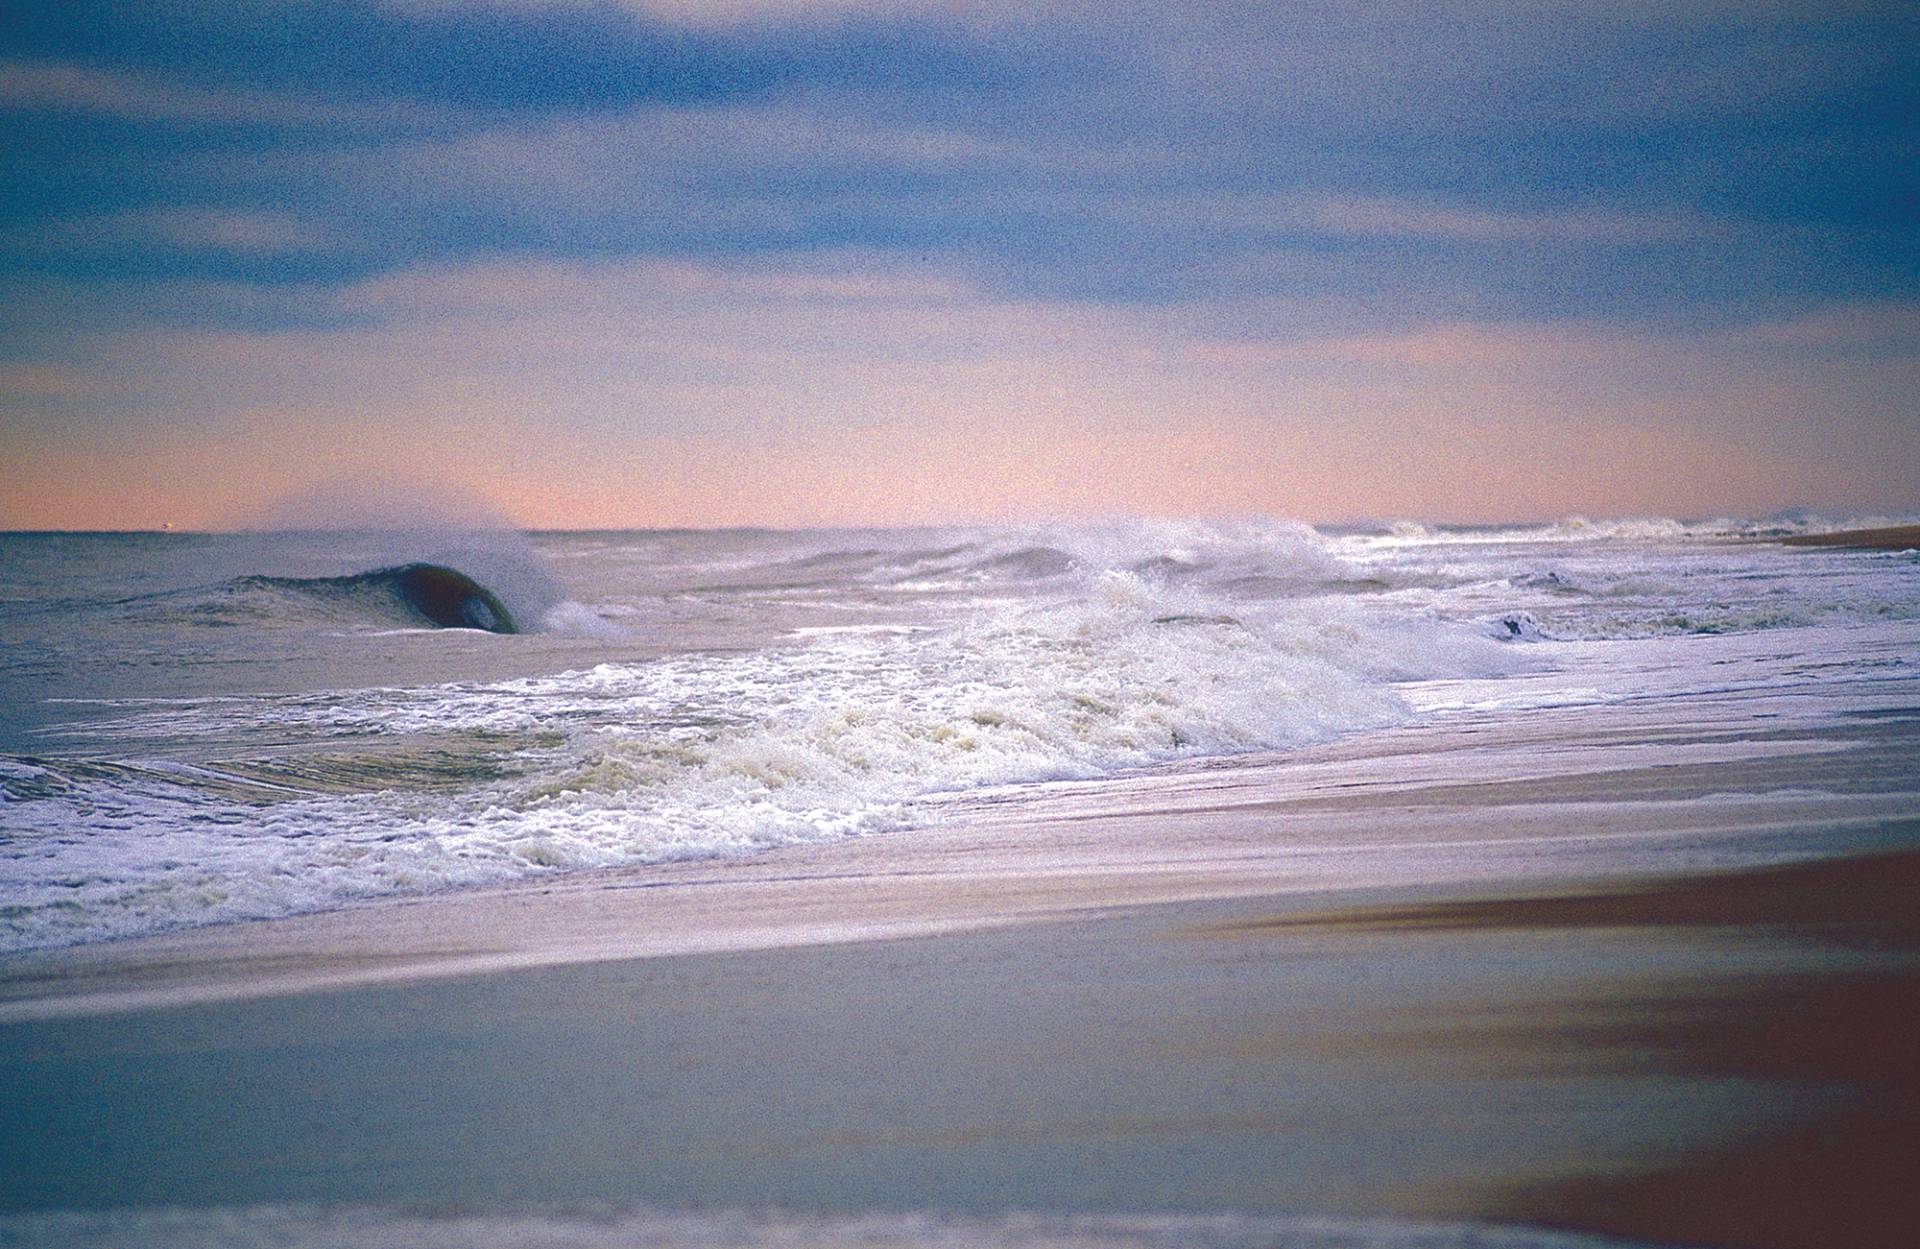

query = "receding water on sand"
[{"left": 0, "top": 1208, "right": 1666, "bottom": 1249}]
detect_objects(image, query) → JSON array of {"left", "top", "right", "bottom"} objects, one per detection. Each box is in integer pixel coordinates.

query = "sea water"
[{"left": 3, "top": 515, "right": 1917, "bottom": 952}]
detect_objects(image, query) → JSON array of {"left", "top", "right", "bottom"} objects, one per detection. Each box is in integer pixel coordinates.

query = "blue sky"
[{"left": 2, "top": 1, "right": 1915, "bottom": 527}]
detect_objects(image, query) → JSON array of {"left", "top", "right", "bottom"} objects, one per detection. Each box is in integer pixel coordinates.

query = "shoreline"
[
  {"left": 1777, "top": 523, "right": 1920, "bottom": 550},
  {"left": 6, "top": 668, "right": 1917, "bottom": 1023}
]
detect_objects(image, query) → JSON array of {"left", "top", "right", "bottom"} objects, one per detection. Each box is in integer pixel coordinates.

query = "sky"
[{"left": 1, "top": 0, "right": 1915, "bottom": 530}]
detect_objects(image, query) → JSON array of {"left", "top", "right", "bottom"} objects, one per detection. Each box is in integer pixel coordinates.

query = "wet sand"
[
  {"left": 1778, "top": 524, "right": 1920, "bottom": 550},
  {"left": 4, "top": 834, "right": 1915, "bottom": 1246},
  {"left": 1219, "top": 843, "right": 1920, "bottom": 943},
  {"left": 1516, "top": 963, "right": 1920, "bottom": 1249},
  {"left": 1222, "top": 851, "right": 1920, "bottom": 1249}
]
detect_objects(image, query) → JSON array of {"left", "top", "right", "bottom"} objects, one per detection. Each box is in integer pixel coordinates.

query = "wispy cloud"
[
  {"left": 1286, "top": 195, "right": 1711, "bottom": 246},
  {"left": 1118, "top": 192, "right": 1714, "bottom": 246},
  {"left": 8, "top": 208, "right": 343, "bottom": 257},
  {"left": 144, "top": 210, "right": 338, "bottom": 254},
  {"left": 0, "top": 362, "right": 99, "bottom": 402},
  {"left": 399, "top": 0, "right": 1044, "bottom": 28},
  {"left": 0, "top": 60, "right": 439, "bottom": 126},
  {"left": 1744, "top": 301, "right": 1920, "bottom": 350}
]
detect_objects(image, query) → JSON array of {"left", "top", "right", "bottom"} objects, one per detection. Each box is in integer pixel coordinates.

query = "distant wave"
[
  {"left": 1340, "top": 513, "right": 1920, "bottom": 549},
  {"left": 685, "top": 518, "right": 1354, "bottom": 599}
]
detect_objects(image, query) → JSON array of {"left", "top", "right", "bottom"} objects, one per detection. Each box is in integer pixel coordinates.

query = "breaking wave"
[
  {"left": 18, "top": 511, "right": 1912, "bottom": 952},
  {"left": 1341, "top": 512, "right": 1920, "bottom": 548},
  {"left": 102, "top": 551, "right": 586, "bottom": 635},
  {"left": 0, "top": 557, "right": 1514, "bottom": 951},
  {"left": 227, "top": 564, "right": 521, "bottom": 633}
]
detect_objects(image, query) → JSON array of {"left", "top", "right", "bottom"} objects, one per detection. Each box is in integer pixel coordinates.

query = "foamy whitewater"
[{"left": 3, "top": 515, "right": 1917, "bottom": 951}]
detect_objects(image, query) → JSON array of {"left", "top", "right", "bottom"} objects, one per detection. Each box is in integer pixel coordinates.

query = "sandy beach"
[
  {"left": 5, "top": 618, "right": 1917, "bottom": 1248},
  {"left": 1778, "top": 524, "right": 1920, "bottom": 550}
]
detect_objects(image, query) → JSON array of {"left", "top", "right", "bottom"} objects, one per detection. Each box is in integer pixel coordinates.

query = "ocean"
[{"left": 3, "top": 515, "right": 1918, "bottom": 954}]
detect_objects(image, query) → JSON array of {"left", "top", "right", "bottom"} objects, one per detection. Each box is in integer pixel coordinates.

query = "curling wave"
[{"left": 230, "top": 564, "right": 520, "bottom": 633}]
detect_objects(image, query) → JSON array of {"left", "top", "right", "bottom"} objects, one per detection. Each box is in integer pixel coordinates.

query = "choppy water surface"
[{"left": 3, "top": 515, "right": 1917, "bottom": 950}]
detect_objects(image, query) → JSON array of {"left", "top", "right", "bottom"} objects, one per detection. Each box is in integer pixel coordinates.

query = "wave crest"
[{"left": 232, "top": 564, "right": 519, "bottom": 633}]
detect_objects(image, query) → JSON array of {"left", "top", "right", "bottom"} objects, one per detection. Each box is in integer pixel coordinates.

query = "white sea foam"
[
  {"left": 5, "top": 514, "right": 1916, "bottom": 952},
  {"left": 1342, "top": 512, "right": 1920, "bottom": 549},
  {"left": 0, "top": 559, "right": 1510, "bottom": 951},
  {"left": 540, "top": 598, "right": 623, "bottom": 637}
]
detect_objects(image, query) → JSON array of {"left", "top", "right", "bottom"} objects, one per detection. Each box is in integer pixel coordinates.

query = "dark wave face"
[{"left": 235, "top": 564, "right": 519, "bottom": 633}]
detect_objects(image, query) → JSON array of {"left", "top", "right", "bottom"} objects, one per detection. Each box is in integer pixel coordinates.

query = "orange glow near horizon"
[
  {"left": 0, "top": 401, "right": 1877, "bottom": 533},
  {"left": 4, "top": 259, "right": 1914, "bottom": 531}
]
